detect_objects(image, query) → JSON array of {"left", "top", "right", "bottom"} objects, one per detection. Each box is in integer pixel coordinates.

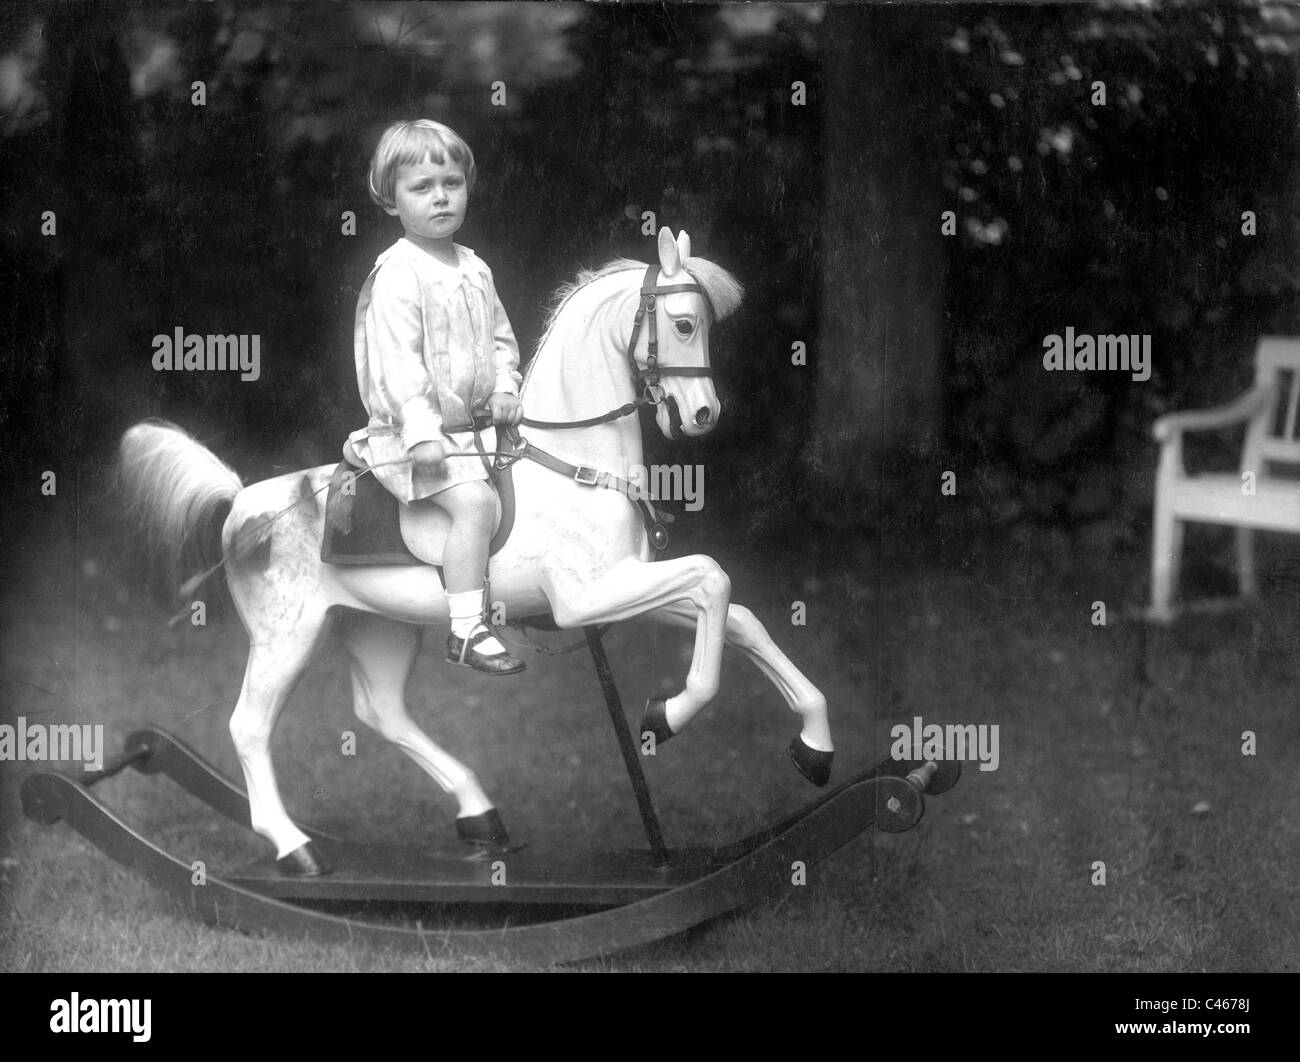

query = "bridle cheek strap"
[{"left": 626, "top": 263, "right": 714, "bottom": 401}]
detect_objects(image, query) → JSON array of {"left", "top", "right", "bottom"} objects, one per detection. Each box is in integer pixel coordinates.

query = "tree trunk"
[{"left": 810, "top": 6, "right": 949, "bottom": 516}]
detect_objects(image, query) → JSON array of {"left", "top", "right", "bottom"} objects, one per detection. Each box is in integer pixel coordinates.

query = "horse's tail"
[{"left": 117, "top": 420, "right": 242, "bottom": 601}]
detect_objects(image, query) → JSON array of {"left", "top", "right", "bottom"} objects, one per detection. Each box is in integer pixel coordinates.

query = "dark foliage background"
[
  {"left": 940, "top": 3, "right": 1300, "bottom": 544},
  {"left": 2, "top": 1, "right": 1297, "bottom": 554}
]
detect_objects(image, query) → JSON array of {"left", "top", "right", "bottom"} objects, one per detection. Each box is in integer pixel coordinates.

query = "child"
[{"left": 345, "top": 119, "right": 526, "bottom": 674}]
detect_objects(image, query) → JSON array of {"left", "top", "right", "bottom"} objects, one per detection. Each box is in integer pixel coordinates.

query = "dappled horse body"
[{"left": 117, "top": 229, "right": 834, "bottom": 872}]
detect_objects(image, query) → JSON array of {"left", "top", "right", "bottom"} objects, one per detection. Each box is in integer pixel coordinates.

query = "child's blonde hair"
[{"left": 367, "top": 119, "right": 477, "bottom": 208}]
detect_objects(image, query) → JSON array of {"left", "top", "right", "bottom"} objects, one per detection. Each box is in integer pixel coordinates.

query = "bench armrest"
[{"left": 1151, "top": 385, "right": 1274, "bottom": 443}]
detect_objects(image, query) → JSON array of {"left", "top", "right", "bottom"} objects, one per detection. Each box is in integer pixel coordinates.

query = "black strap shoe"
[{"left": 446, "top": 625, "right": 526, "bottom": 675}]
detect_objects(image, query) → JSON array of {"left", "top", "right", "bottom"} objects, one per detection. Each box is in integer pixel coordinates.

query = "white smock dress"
[{"left": 345, "top": 237, "right": 523, "bottom": 502}]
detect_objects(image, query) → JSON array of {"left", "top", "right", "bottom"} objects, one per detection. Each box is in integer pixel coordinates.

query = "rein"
[{"left": 520, "top": 399, "right": 648, "bottom": 431}]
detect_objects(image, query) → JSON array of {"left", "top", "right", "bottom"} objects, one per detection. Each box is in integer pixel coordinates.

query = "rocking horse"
[{"left": 21, "top": 229, "right": 960, "bottom": 961}]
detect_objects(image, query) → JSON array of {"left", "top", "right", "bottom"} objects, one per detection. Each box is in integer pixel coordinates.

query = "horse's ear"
[
  {"left": 657, "top": 226, "right": 681, "bottom": 276},
  {"left": 675, "top": 230, "right": 691, "bottom": 262}
]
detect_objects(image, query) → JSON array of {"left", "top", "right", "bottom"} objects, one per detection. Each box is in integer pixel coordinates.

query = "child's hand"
[
  {"left": 488, "top": 391, "right": 524, "bottom": 427},
  {"left": 409, "top": 440, "right": 447, "bottom": 475}
]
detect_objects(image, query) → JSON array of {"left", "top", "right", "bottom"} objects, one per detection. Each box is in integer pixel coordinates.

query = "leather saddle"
[{"left": 321, "top": 432, "right": 515, "bottom": 568}]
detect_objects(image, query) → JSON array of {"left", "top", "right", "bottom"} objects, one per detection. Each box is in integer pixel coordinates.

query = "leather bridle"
[
  {"left": 626, "top": 262, "right": 714, "bottom": 402},
  {"left": 520, "top": 263, "right": 712, "bottom": 430}
]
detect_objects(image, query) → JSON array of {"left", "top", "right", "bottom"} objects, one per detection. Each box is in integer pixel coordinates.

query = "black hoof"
[
  {"left": 641, "top": 697, "right": 675, "bottom": 747},
  {"left": 456, "top": 808, "right": 510, "bottom": 846},
  {"left": 277, "top": 842, "right": 330, "bottom": 877},
  {"left": 786, "top": 736, "right": 833, "bottom": 788}
]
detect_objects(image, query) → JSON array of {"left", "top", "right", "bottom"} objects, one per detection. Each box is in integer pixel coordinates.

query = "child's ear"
[{"left": 383, "top": 204, "right": 400, "bottom": 217}]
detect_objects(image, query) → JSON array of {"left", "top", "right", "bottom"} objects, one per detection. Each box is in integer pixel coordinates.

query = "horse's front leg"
[
  {"left": 548, "top": 554, "right": 731, "bottom": 738},
  {"left": 645, "top": 600, "right": 834, "bottom": 784}
]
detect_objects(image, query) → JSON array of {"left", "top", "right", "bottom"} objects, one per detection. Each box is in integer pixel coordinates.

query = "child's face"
[{"left": 386, "top": 155, "right": 467, "bottom": 246}]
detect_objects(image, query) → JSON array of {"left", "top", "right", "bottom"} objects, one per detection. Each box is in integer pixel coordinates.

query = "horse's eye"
[{"left": 675, "top": 319, "right": 693, "bottom": 337}]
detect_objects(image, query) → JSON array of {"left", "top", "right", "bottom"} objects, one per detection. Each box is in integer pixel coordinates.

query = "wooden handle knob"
[{"left": 906, "top": 760, "right": 939, "bottom": 792}]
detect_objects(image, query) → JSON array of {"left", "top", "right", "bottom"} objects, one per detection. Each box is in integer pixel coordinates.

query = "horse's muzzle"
[{"left": 662, "top": 396, "right": 717, "bottom": 440}]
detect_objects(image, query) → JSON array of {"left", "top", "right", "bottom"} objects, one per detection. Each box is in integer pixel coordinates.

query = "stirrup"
[{"left": 446, "top": 625, "right": 526, "bottom": 675}]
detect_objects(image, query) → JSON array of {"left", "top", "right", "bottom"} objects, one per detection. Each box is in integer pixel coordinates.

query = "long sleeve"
[
  {"left": 490, "top": 284, "right": 523, "bottom": 396},
  {"left": 366, "top": 262, "right": 444, "bottom": 449}
]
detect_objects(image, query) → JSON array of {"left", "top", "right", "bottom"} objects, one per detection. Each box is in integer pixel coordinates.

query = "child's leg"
[
  {"left": 433, "top": 481, "right": 522, "bottom": 669},
  {"left": 437, "top": 481, "right": 495, "bottom": 595}
]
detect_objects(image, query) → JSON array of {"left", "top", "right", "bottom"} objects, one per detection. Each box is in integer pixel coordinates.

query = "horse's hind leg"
[
  {"left": 229, "top": 609, "right": 332, "bottom": 866},
  {"left": 646, "top": 600, "right": 834, "bottom": 784},
  {"left": 337, "top": 611, "right": 504, "bottom": 843}
]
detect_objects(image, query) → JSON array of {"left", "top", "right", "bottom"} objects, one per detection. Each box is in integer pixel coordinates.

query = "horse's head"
[
  {"left": 635, "top": 227, "right": 743, "bottom": 441},
  {"left": 525, "top": 230, "right": 743, "bottom": 445}
]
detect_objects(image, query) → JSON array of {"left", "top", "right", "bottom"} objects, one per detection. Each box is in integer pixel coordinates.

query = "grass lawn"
[{"left": 2, "top": 499, "right": 1298, "bottom": 972}]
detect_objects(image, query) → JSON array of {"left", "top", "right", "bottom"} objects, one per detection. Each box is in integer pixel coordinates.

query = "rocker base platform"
[
  {"left": 20, "top": 630, "right": 962, "bottom": 963},
  {"left": 229, "top": 843, "right": 714, "bottom": 906}
]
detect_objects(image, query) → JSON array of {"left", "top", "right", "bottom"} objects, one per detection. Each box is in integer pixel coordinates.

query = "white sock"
[{"left": 446, "top": 588, "right": 506, "bottom": 655}]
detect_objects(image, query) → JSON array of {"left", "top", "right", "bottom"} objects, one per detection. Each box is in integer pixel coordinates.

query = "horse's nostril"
[{"left": 695, "top": 407, "right": 712, "bottom": 426}]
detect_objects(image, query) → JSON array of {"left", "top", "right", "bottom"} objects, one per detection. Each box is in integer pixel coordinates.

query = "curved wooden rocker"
[{"left": 21, "top": 629, "right": 960, "bottom": 964}]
